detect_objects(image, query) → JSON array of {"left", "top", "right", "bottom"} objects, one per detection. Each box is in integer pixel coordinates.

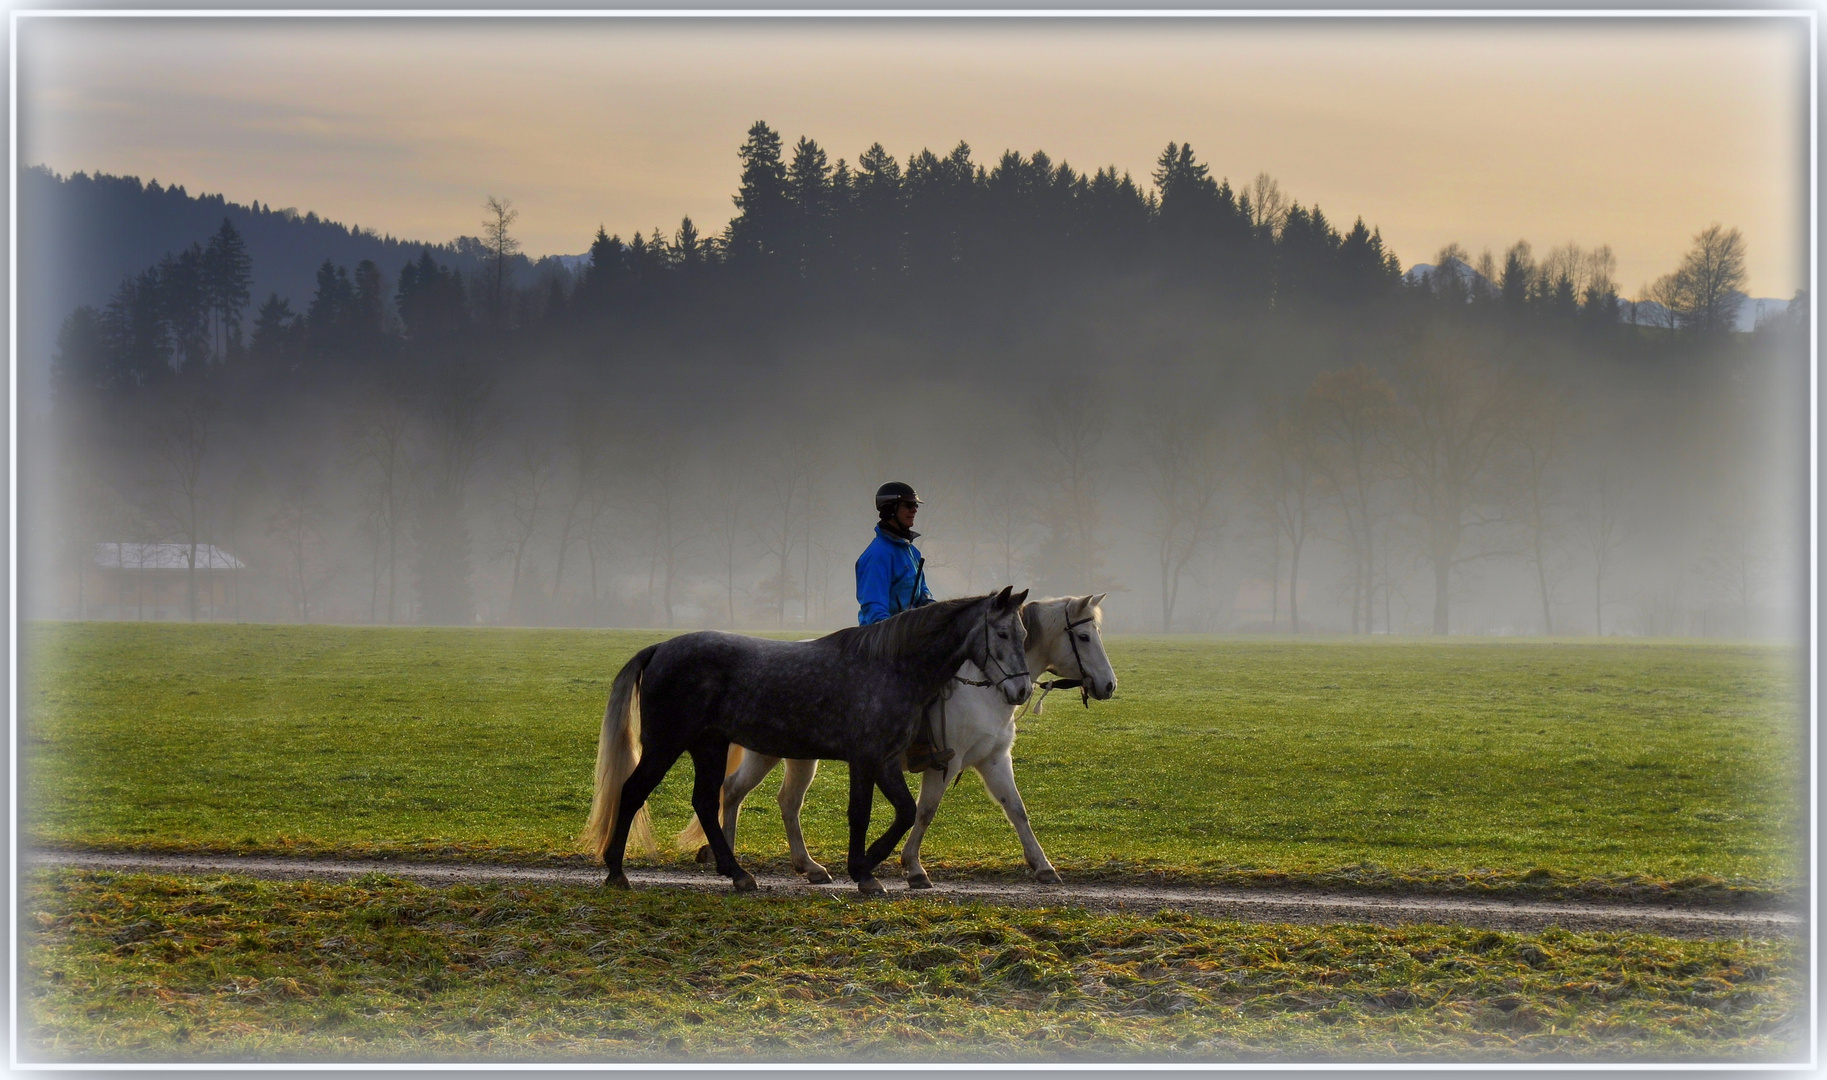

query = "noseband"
[{"left": 1030, "top": 613, "right": 1099, "bottom": 711}]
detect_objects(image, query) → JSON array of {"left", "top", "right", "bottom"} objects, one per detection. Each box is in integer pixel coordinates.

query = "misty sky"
[{"left": 17, "top": 14, "right": 1811, "bottom": 299}]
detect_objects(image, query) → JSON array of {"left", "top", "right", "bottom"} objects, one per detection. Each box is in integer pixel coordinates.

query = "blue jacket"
[{"left": 856, "top": 524, "right": 932, "bottom": 625}]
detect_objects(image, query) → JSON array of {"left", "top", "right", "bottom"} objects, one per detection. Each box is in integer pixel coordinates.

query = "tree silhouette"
[
  {"left": 482, "top": 195, "right": 521, "bottom": 323},
  {"left": 727, "top": 121, "right": 789, "bottom": 268}
]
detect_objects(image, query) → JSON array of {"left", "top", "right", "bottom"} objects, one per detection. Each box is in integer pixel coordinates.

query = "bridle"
[
  {"left": 952, "top": 606, "right": 1032, "bottom": 692},
  {"left": 1025, "top": 612, "right": 1100, "bottom": 714}
]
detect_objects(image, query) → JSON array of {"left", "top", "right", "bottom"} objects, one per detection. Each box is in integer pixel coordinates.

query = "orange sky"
[{"left": 17, "top": 14, "right": 1813, "bottom": 298}]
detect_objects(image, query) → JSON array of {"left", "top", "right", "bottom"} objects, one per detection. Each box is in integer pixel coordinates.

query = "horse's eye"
[
  {"left": 997, "top": 631, "right": 1009, "bottom": 639},
  {"left": 1078, "top": 633, "right": 1091, "bottom": 642}
]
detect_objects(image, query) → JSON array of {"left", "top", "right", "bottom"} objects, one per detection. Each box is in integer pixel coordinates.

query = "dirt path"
[{"left": 26, "top": 850, "right": 1800, "bottom": 940}]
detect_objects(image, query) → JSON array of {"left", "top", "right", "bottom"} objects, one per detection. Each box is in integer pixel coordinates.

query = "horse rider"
[{"left": 856, "top": 481, "right": 951, "bottom": 772}]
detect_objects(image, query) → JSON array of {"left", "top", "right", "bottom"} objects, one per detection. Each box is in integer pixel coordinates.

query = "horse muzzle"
[
  {"left": 1000, "top": 675, "right": 1034, "bottom": 706},
  {"left": 1091, "top": 678, "right": 1117, "bottom": 701}
]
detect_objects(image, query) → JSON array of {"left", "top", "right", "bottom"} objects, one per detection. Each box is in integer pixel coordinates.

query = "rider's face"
[{"left": 895, "top": 501, "right": 919, "bottom": 530}]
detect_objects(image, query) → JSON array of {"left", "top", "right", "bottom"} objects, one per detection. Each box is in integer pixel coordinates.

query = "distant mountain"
[
  {"left": 1402, "top": 257, "right": 1490, "bottom": 293},
  {"left": 1616, "top": 292, "right": 1790, "bottom": 333},
  {"left": 17, "top": 166, "right": 581, "bottom": 413}
]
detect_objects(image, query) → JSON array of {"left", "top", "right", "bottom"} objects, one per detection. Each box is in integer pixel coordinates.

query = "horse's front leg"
[
  {"left": 845, "top": 764, "right": 885, "bottom": 895},
  {"left": 689, "top": 740, "right": 756, "bottom": 892},
  {"left": 777, "top": 759, "right": 832, "bottom": 883},
  {"left": 899, "top": 764, "right": 954, "bottom": 889},
  {"left": 862, "top": 762, "right": 918, "bottom": 878},
  {"left": 975, "top": 751, "right": 1061, "bottom": 884}
]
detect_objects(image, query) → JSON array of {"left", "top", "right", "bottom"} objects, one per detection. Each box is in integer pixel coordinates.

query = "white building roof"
[{"left": 93, "top": 542, "right": 246, "bottom": 571}]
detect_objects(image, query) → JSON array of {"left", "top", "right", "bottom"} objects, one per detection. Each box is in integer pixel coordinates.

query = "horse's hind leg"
[
  {"left": 976, "top": 751, "right": 1060, "bottom": 884},
  {"left": 724, "top": 750, "right": 781, "bottom": 851},
  {"left": 778, "top": 759, "right": 832, "bottom": 883},
  {"left": 690, "top": 740, "right": 756, "bottom": 892},
  {"left": 604, "top": 748, "right": 683, "bottom": 889},
  {"left": 899, "top": 764, "right": 953, "bottom": 889}
]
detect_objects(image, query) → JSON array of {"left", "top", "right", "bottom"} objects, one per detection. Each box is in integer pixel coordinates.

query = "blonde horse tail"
[
  {"left": 582, "top": 644, "right": 661, "bottom": 859},
  {"left": 674, "top": 744, "right": 747, "bottom": 851}
]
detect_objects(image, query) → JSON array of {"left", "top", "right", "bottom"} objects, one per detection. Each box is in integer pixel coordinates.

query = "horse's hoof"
[
  {"left": 856, "top": 877, "right": 886, "bottom": 896},
  {"left": 906, "top": 873, "right": 933, "bottom": 890},
  {"left": 802, "top": 866, "right": 834, "bottom": 885},
  {"left": 1035, "top": 868, "right": 1063, "bottom": 886},
  {"left": 731, "top": 872, "right": 758, "bottom": 893},
  {"left": 603, "top": 872, "right": 631, "bottom": 890},
  {"left": 694, "top": 845, "right": 714, "bottom": 865}
]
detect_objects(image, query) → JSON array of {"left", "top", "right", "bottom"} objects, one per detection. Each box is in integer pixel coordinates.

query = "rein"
[{"left": 931, "top": 604, "right": 1032, "bottom": 759}]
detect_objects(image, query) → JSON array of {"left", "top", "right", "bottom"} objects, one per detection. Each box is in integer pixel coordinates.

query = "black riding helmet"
[{"left": 875, "top": 481, "right": 923, "bottom": 517}]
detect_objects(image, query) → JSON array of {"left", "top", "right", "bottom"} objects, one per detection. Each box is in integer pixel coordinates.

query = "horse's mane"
[{"left": 819, "top": 594, "right": 988, "bottom": 663}]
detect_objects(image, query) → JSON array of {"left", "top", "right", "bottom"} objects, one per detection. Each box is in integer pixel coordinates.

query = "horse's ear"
[
  {"left": 993, "top": 585, "right": 1014, "bottom": 608},
  {"left": 1011, "top": 588, "right": 1029, "bottom": 609},
  {"left": 1091, "top": 592, "right": 1107, "bottom": 611}
]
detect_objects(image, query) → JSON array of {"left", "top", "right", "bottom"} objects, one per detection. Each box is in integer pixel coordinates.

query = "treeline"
[
  {"left": 47, "top": 122, "right": 1782, "bottom": 405},
  {"left": 19, "top": 165, "right": 562, "bottom": 397},
  {"left": 24, "top": 123, "right": 1809, "bottom": 636}
]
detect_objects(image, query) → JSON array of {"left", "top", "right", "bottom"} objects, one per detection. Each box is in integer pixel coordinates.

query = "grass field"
[
  {"left": 20, "top": 869, "right": 1805, "bottom": 1063},
  {"left": 22, "top": 622, "right": 1805, "bottom": 899}
]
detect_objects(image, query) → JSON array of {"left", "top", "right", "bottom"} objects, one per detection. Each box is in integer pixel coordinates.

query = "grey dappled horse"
[
  {"left": 678, "top": 595, "right": 1117, "bottom": 887},
  {"left": 582, "top": 588, "right": 1032, "bottom": 894}
]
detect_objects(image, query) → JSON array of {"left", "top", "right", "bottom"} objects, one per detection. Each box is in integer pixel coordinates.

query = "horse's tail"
[
  {"left": 674, "top": 744, "right": 746, "bottom": 851},
  {"left": 582, "top": 644, "right": 661, "bottom": 859}
]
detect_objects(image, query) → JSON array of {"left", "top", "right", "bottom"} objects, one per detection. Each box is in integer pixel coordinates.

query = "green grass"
[
  {"left": 21, "top": 623, "right": 1805, "bottom": 899},
  {"left": 20, "top": 869, "right": 1805, "bottom": 1063}
]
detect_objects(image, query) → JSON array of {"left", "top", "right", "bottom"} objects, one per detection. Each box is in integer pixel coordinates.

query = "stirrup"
[
  {"left": 909, "top": 749, "right": 964, "bottom": 774},
  {"left": 905, "top": 745, "right": 955, "bottom": 772}
]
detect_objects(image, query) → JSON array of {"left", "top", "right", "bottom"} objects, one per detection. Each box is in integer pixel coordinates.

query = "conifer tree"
[
  {"left": 727, "top": 121, "right": 789, "bottom": 265},
  {"left": 202, "top": 217, "right": 252, "bottom": 363}
]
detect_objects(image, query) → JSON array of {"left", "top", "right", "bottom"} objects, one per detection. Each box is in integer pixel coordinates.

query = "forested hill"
[{"left": 18, "top": 166, "right": 561, "bottom": 410}]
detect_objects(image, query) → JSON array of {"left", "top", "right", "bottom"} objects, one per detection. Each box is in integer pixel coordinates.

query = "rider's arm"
[{"left": 856, "top": 546, "right": 893, "bottom": 625}]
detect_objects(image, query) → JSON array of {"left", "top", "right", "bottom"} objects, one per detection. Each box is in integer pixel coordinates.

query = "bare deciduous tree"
[
  {"left": 1575, "top": 464, "right": 1633, "bottom": 637},
  {"left": 1249, "top": 391, "right": 1322, "bottom": 633},
  {"left": 1032, "top": 383, "right": 1110, "bottom": 596},
  {"left": 415, "top": 356, "right": 501, "bottom": 625},
  {"left": 266, "top": 471, "right": 326, "bottom": 622},
  {"left": 345, "top": 395, "right": 412, "bottom": 623},
  {"left": 1647, "top": 224, "right": 1748, "bottom": 334},
  {"left": 1247, "top": 172, "right": 1288, "bottom": 236},
  {"left": 493, "top": 437, "right": 556, "bottom": 624},
  {"left": 638, "top": 434, "right": 694, "bottom": 628},
  {"left": 1699, "top": 483, "right": 1767, "bottom": 638},
  {"left": 702, "top": 448, "right": 749, "bottom": 628},
  {"left": 1138, "top": 400, "right": 1228, "bottom": 632},
  {"left": 144, "top": 388, "right": 215, "bottom": 621},
  {"left": 552, "top": 402, "right": 614, "bottom": 624},
  {"left": 1307, "top": 364, "right": 1396, "bottom": 634},
  {"left": 1505, "top": 375, "right": 1578, "bottom": 634},
  {"left": 482, "top": 195, "right": 521, "bottom": 322},
  {"left": 758, "top": 432, "right": 819, "bottom": 626},
  {"left": 1389, "top": 331, "right": 1513, "bottom": 635}
]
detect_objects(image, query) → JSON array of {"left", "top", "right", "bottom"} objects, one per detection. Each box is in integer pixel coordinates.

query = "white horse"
[{"left": 676, "top": 594, "right": 1116, "bottom": 888}]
